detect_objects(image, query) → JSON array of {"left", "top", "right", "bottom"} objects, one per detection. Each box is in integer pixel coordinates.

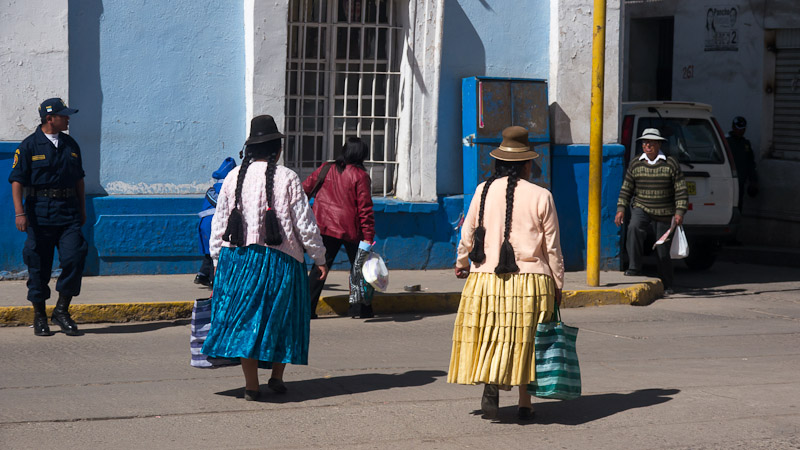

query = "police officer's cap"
[
  {"left": 39, "top": 98, "right": 79, "bottom": 119},
  {"left": 732, "top": 116, "right": 747, "bottom": 130}
]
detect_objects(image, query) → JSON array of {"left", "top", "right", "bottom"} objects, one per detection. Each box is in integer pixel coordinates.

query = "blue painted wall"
[
  {"left": 0, "top": 142, "right": 25, "bottom": 272},
  {"left": 69, "top": 1, "right": 245, "bottom": 195},
  {"left": 437, "top": 0, "right": 550, "bottom": 196},
  {"left": 552, "top": 144, "right": 626, "bottom": 271}
]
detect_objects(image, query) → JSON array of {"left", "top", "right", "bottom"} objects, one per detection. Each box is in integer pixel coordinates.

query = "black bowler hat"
[
  {"left": 39, "top": 98, "right": 78, "bottom": 119},
  {"left": 245, "top": 115, "right": 284, "bottom": 145}
]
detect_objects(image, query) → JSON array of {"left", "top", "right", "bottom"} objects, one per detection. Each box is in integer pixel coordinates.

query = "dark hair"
[
  {"left": 222, "top": 139, "right": 283, "bottom": 247},
  {"left": 334, "top": 137, "right": 369, "bottom": 173},
  {"left": 468, "top": 159, "right": 526, "bottom": 274}
]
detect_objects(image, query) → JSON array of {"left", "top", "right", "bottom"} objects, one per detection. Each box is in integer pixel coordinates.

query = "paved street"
[{"left": 1, "top": 261, "right": 799, "bottom": 449}]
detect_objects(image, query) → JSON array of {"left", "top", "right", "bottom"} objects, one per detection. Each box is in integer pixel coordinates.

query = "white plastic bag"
[
  {"left": 362, "top": 252, "right": 389, "bottom": 292},
  {"left": 670, "top": 225, "right": 689, "bottom": 259}
]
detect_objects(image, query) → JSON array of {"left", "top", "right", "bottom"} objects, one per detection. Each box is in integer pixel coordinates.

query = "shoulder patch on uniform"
[
  {"left": 32, "top": 155, "right": 46, "bottom": 161},
  {"left": 70, "top": 152, "right": 78, "bottom": 158},
  {"left": 12, "top": 148, "right": 19, "bottom": 168}
]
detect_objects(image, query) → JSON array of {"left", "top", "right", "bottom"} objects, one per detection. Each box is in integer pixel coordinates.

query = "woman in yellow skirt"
[{"left": 449, "top": 126, "right": 565, "bottom": 421}]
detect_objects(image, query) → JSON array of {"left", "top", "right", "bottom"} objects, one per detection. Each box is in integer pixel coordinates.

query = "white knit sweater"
[{"left": 210, "top": 162, "right": 326, "bottom": 266}]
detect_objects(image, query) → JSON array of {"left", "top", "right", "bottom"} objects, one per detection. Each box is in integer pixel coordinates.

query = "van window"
[{"left": 636, "top": 118, "right": 724, "bottom": 164}]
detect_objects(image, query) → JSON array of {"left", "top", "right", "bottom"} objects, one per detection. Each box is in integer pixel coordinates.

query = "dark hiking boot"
[
  {"left": 51, "top": 295, "right": 80, "bottom": 336},
  {"left": 32, "top": 302, "right": 52, "bottom": 337}
]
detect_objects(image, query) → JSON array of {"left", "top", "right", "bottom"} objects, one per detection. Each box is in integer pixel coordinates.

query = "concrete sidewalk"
[{"left": 0, "top": 269, "right": 662, "bottom": 326}]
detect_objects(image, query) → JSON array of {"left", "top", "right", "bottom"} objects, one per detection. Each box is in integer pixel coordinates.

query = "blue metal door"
[{"left": 462, "top": 77, "right": 550, "bottom": 213}]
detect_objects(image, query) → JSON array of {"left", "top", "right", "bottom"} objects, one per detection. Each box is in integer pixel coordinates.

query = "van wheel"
[{"left": 683, "top": 244, "right": 716, "bottom": 270}]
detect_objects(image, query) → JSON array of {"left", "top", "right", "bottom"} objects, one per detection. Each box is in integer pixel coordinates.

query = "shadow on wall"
[
  {"left": 69, "top": 0, "right": 105, "bottom": 196},
  {"left": 550, "top": 102, "right": 573, "bottom": 146},
  {"left": 437, "top": 0, "right": 486, "bottom": 196}
]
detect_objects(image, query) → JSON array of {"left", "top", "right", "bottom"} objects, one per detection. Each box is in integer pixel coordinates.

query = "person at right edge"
[
  {"left": 615, "top": 128, "right": 688, "bottom": 296},
  {"left": 302, "top": 137, "right": 375, "bottom": 319},
  {"left": 449, "top": 126, "right": 565, "bottom": 422},
  {"left": 727, "top": 116, "right": 758, "bottom": 212}
]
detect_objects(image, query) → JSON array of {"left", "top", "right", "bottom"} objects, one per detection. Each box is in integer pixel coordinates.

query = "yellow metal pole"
[{"left": 587, "top": 0, "right": 607, "bottom": 287}]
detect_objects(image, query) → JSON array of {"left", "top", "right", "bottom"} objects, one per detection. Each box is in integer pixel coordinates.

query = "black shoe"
[
  {"left": 244, "top": 389, "right": 261, "bottom": 401},
  {"left": 359, "top": 304, "right": 374, "bottom": 319},
  {"left": 624, "top": 269, "right": 642, "bottom": 276},
  {"left": 348, "top": 303, "right": 360, "bottom": 318},
  {"left": 51, "top": 295, "right": 80, "bottom": 336},
  {"left": 310, "top": 313, "right": 319, "bottom": 320},
  {"left": 194, "top": 274, "right": 212, "bottom": 287},
  {"left": 33, "top": 314, "right": 53, "bottom": 337},
  {"left": 664, "top": 288, "right": 674, "bottom": 296},
  {"left": 480, "top": 384, "right": 499, "bottom": 419},
  {"left": 517, "top": 407, "right": 535, "bottom": 421},
  {"left": 267, "top": 378, "right": 287, "bottom": 394}
]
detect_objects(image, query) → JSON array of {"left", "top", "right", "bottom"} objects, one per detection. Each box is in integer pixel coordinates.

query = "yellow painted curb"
[
  {"left": 0, "top": 302, "right": 194, "bottom": 327},
  {"left": 0, "top": 281, "right": 662, "bottom": 326}
]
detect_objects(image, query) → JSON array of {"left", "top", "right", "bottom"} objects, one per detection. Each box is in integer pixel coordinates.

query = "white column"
[
  {"left": 0, "top": 0, "right": 69, "bottom": 140},
  {"left": 396, "top": 0, "right": 444, "bottom": 202},
  {"left": 246, "top": 0, "right": 289, "bottom": 134}
]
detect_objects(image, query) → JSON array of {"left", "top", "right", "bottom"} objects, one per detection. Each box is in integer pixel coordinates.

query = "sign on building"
[{"left": 704, "top": 5, "right": 739, "bottom": 51}]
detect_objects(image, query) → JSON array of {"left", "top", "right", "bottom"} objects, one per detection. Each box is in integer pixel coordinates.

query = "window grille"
[{"left": 285, "top": 0, "right": 401, "bottom": 195}]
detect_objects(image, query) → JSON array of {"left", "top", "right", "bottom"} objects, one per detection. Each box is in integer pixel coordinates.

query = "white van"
[{"left": 620, "top": 101, "right": 740, "bottom": 269}]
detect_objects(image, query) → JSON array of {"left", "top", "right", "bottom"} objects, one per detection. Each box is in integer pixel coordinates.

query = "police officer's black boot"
[
  {"left": 51, "top": 294, "right": 80, "bottom": 336},
  {"left": 32, "top": 302, "right": 53, "bottom": 337}
]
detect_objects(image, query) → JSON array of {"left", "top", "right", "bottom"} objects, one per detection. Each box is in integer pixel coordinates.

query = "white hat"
[
  {"left": 362, "top": 252, "right": 389, "bottom": 292},
  {"left": 636, "top": 128, "right": 667, "bottom": 141}
]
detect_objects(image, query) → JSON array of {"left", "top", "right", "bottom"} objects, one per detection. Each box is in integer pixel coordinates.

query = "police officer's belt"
[{"left": 32, "top": 188, "right": 77, "bottom": 198}]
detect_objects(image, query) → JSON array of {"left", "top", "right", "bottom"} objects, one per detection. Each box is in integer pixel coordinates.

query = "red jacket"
[{"left": 302, "top": 163, "right": 375, "bottom": 243}]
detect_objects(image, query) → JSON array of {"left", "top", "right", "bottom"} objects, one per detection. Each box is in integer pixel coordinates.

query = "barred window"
[{"left": 285, "top": 0, "right": 401, "bottom": 195}]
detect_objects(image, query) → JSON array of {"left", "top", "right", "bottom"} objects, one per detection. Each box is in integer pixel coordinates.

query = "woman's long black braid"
[
  {"left": 468, "top": 174, "right": 499, "bottom": 263},
  {"left": 222, "top": 141, "right": 283, "bottom": 247},
  {"left": 222, "top": 152, "right": 252, "bottom": 247},
  {"left": 494, "top": 162, "right": 521, "bottom": 274},
  {"left": 468, "top": 159, "right": 525, "bottom": 273},
  {"left": 262, "top": 149, "right": 283, "bottom": 245}
]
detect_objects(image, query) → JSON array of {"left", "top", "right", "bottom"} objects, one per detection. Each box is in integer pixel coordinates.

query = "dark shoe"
[
  {"left": 624, "top": 269, "right": 642, "bottom": 276},
  {"left": 664, "top": 288, "right": 674, "bottom": 296},
  {"left": 194, "top": 274, "right": 212, "bottom": 287},
  {"left": 359, "top": 304, "right": 374, "bottom": 319},
  {"left": 480, "top": 384, "right": 499, "bottom": 419},
  {"left": 33, "top": 313, "right": 53, "bottom": 337},
  {"left": 518, "top": 407, "right": 535, "bottom": 421},
  {"left": 348, "top": 303, "right": 360, "bottom": 318},
  {"left": 267, "top": 377, "right": 287, "bottom": 394},
  {"left": 244, "top": 389, "right": 261, "bottom": 401},
  {"left": 51, "top": 295, "right": 80, "bottom": 336},
  {"left": 310, "top": 313, "right": 319, "bottom": 320}
]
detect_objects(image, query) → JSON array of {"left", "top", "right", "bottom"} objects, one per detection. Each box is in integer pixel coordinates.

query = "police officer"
[
  {"left": 8, "top": 98, "right": 88, "bottom": 337},
  {"left": 727, "top": 116, "right": 759, "bottom": 212}
]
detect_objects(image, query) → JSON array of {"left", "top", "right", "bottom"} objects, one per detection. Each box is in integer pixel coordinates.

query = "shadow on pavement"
[
  {"left": 214, "top": 369, "right": 447, "bottom": 402},
  {"left": 487, "top": 388, "right": 680, "bottom": 425},
  {"left": 82, "top": 319, "right": 190, "bottom": 334}
]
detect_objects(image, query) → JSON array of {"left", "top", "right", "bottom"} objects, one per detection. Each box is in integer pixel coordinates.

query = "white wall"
[
  {"left": 550, "top": 0, "right": 621, "bottom": 145},
  {"left": 246, "top": 0, "right": 289, "bottom": 132},
  {"left": 0, "top": 0, "right": 69, "bottom": 140}
]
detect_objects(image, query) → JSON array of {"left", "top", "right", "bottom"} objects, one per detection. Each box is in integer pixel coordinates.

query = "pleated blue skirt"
[{"left": 201, "top": 245, "right": 311, "bottom": 366}]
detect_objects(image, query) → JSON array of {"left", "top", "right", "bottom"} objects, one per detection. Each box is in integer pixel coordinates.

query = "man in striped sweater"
[{"left": 614, "top": 128, "right": 688, "bottom": 295}]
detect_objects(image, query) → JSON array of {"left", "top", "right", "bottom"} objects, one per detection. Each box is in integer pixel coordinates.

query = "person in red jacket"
[{"left": 302, "top": 137, "right": 376, "bottom": 318}]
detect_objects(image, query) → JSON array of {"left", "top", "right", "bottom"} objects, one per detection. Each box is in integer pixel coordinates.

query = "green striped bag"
[{"left": 528, "top": 306, "right": 581, "bottom": 400}]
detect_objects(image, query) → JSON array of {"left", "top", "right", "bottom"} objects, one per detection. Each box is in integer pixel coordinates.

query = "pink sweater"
[
  {"left": 210, "top": 162, "right": 326, "bottom": 266},
  {"left": 456, "top": 178, "right": 565, "bottom": 289}
]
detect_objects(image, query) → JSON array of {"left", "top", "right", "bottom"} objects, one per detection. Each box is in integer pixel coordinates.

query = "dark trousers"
[
  {"left": 627, "top": 208, "right": 674, "bottom": 289},
  {"left": 198, "top": 254, "right": 214, "bottom": 278},
  {"left": 309, "top": 235, "right": 359, "bottom": 314},
  {"left": 23, "top": 223, "right": 88, "bottom": 303}
]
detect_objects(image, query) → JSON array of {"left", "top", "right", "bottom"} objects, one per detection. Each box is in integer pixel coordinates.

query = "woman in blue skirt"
[{"left": 203, "top": 115, "right": 328, "bottom": 401}]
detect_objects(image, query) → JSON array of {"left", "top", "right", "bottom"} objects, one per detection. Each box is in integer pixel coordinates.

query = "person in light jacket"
[{"left": 449, "top": 126, "right": 565, "bottom": 422}]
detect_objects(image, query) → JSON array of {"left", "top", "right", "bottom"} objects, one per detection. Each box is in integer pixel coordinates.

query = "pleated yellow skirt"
[{"left": 448, "top": 272, "right": 555, "bottom": 389}]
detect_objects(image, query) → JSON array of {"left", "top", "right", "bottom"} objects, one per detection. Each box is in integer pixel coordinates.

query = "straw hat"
[{"left": 636, "top": 128, "right": 667, "bottom": 141}]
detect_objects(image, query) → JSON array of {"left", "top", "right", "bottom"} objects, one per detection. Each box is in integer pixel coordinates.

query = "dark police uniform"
[{"left": 8, "top": 126, "right": 88, "bottom": 303}]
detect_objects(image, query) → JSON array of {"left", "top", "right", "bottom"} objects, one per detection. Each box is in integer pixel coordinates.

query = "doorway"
[{"left": 626, "top": 17, "right": 674, "bottom": 101}]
